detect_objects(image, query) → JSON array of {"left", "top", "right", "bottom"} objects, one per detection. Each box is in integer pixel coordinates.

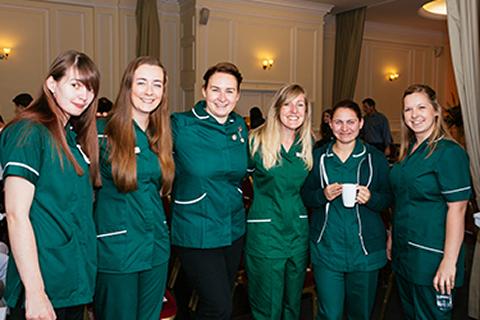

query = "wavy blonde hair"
[
  {"left": 249, "top": 83, "right": 313, "bottom": 170},
  {"left": 399, "top": 84, "right": 453, "bottom": 161}
]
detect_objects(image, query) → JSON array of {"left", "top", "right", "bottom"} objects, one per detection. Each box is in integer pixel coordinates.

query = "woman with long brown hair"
[
  {"left": 0, "top": 50, "right": 101, "bottom": 320},
  {"left": 93, "top": 56, "right": 174, "bottom": 320}
]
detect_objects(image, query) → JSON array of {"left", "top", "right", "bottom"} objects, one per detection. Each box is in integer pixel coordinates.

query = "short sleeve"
[
  {"left": 0, "top": 121, "right": 45, "bottom": 185},
  {"left": 436, "top": 143, "right": 471, "bottom": 202}
]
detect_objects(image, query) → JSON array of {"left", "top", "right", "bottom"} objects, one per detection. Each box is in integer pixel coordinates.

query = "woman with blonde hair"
[
  {"left": 94, "top": 56, "right": 174, "bottom": 320},
  {"left": 390, "top": 84, "right": 471, "bottom": 319},
  {"left": 1, "top": 50, "right": 100, "bottom": 320},
  {"left": 246, "top": 83, "right": 312, "bottom": 319}
]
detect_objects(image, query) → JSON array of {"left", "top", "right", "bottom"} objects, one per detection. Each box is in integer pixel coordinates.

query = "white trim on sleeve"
[{"left": 4, "top": 162, "right": 40, "bottom": 176}]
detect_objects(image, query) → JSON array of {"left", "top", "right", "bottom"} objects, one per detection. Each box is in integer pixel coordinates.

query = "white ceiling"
[{"left": 312, "top": 0, "right": 448, "bottom": 33}]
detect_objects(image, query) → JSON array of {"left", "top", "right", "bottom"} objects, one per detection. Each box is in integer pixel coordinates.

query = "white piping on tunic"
[
  {"left": 247, "top": 168, "right": 255, "bottom": 173},
  {"left": 316, "top": 202, "right": 330, "bottom": 243},
  {"left": 316, "top": 147, "right": 373, "bottom": 255},
  {"left": 174, "top": 192, "right": 207, "bottom": 205},
  {"left": 408, "top": 241, "right": 444, "bottom": 254},
  {"left": 352, "top": 145, "right": 366, "bottom": 158},
  {"left": 441, "top": 186, "right": 471, "bottom": 194},
  {"left": 247, "top": 219, "right": 272, "bottom": 223},
  {"left": 4, "top": 162, "right": 39, "bottom": 176},
  {"left": 76, "top": 144, "right": 91, "bottom": 165},
  {"left": 237, "top": 187, "right": 243, "bottom": 194},
  {"left": 192, "top": 108, "right": 209, "bottom": 120},
  {"left": 97, "top": 230, "right": 127, "bottom": 238},
  {"left": 97, "top": 134, "right": 107, "bottom": 138},
  {"left": 299, "top": 215, "right": 308, "bottom": 219}
]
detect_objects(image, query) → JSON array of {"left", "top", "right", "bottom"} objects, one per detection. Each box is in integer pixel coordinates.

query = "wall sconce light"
[
  {"left": 262, "top": 59, "right": 274, "bottom": 70},
  {"left": 0, "top": 48, "right": 11, "bottom": 60},
  {"left": 387, "top": 72, "right": 399, "bottom": 81}
]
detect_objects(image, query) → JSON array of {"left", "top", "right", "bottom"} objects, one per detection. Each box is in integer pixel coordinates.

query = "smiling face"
[
  {"left": 202, "top": 72, "right": 240, "bottom": 124},
  {"left": 130, "top": 64, "right": 165, "bottom": 121},
  {"left": 330, "top": 107, "right": 364, "bottom": 145},
  {"left": 279, "top": 93, "right": 306, "bottom": 133},
  {"left": 46, "top": 66, "right": 95, "bottom": 121},
  {"left": 403, "top": 91, "right": 439, "bottom": 142}
]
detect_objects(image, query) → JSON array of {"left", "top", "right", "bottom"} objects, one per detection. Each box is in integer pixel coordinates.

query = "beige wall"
[
  {"left": 323, "top": 18, "right": 451, "bottom": 141},
  {"left": 179, "top": 0, "right": 332, "bottom": 129},
  {"left": 0, "top": 0, "right": 181, "bottom": 121}
]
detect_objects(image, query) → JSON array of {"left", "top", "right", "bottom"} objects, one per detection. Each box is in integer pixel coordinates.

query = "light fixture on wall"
[
  {"left": 418, "top": 0, "right": 446, "bottom": 20},
  {"left": 0, "top": 48, "right": 11, "bottom": 60},
  {"left": 387, "top": 72, "right": 399, "bottom": 81},
  {"left": 262, "top": 59, "right": 274, "bottom": 70}
]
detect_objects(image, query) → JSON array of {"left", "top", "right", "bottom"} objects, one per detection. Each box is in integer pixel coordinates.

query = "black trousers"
[
  {"left": 175, "top": 236, "right": 244, "bottom": 320},
  {"left": 9, "top": 304, "right": 84, "bottom": 320}
]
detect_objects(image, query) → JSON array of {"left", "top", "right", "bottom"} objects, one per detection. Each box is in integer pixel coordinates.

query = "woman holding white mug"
[{"left": 301, "top": 99, "right": 392, "bottom": 319}]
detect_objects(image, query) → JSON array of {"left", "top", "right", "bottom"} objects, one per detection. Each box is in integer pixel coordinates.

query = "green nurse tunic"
[
  {"left": 390, "top": 138, "right": 471, "bottom": 286},
  {"left": 170, "top": 100, "right": 248, "bottom": 249},
  {"left": 303, "top": 140, "right": 390, "bottom": 271},
  {"left": 0, "top": 120, "right": 96, "bottom": 308},
  {"left": 245, "top": 137, "right": 310, "bottom": 320},
  {"left": 94, "top": 119, "right": 169, "bottom": 273},
  {"left": 245, "top": 137, "right": 309, "bottom": 258}
]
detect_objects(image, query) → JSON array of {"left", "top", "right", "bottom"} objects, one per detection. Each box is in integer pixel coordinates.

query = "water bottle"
[{"left": 436, "top": 293, "right": 453, "bottom": 311}]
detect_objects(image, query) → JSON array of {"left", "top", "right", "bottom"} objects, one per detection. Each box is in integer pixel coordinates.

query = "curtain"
[
  {"left": 136, "top": 0, "right": 161, "bottom": 57},
  {"left": 446, "top": 1, "right": 480, "bottom": 318},
  {"left": 331, "top": 7, "right": 366, "bottom": 104}
]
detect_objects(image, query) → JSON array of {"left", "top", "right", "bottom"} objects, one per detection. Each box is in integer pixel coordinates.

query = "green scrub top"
[
  {"left": 245, "top": 138, "right": 309, "bottom": 258},
  {"left": 170, "top": 101, "right": 248, "bottom": 248},
  {"left": 0, "top": 120, "right": 96, "bottom": 308},
  {"left": 302, "top": 140, "right": 390, "bottom": 272},
  {"left": 390, "top": 138, "right": 471, "bottom": 286},
  {"left": 94, "top": 119, "right": 170, "bottom": 273}
]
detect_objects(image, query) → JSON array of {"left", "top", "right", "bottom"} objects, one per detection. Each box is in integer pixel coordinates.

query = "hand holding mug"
[
  {"left": 324, "top": 183, "right": 342, "bottom": 201},
  {"left": 356, "top": 186, "right": 371, "bottom": 204}
]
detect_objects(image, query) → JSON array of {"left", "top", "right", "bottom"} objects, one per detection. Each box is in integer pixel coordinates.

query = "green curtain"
[
  {"left": 136, "top": 0, "right": 161, "bottom": 57},
  {"left": 331, "top": 7, "right": 366, "bottom": 104}
]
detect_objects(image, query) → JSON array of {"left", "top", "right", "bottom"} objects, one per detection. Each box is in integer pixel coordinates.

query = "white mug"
[{"left": 342, "top": 183, "right": 357, "bottom": 208}]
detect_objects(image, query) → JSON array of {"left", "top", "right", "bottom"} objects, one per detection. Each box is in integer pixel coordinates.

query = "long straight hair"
[
  {"left": 249, "top": 83, "right": 313, "bottom": 170},
  {"left": 9, "top": 50, "right": 101, "bottom": 186},
  {"left": 398, "top": 84, "right": 453, "bottom": 161},
  {"left": 105, "top": 56, "right": 174, "bottom": 194}
]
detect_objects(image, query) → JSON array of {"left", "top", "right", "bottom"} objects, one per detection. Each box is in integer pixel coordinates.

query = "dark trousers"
[
  {"left": 175, "top": 236, "right": 244, "bottom": 320},
  {"left": 396, "top": 273, "right": 453, "bottom": 320},
  {"left": 9, "top": 304, "right": 84, "bottom": 320}
]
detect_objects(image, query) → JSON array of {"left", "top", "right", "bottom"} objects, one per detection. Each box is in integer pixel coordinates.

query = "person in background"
[
  {"left": 249, "top": 106, "right": 265, "bottom": 130},
  {"left": 94, "top": 56, "right": 174, "bottom": 320},
  {"left": 246, "top": 83, "right": 312, "bottom": 319},
  {"left": 12, "top": 93, "right": 33, "bottom": 114},
  {"left": 170, "top": 62, "right": 248, "bottom": 320},
  {"left": 302, "top": 99, "right": 391, "bottom": 320},
  {"left": 361, "top": 98, "right": 393, "bottom": 155},
  {"left": 389, "top": 84, "right": 471, "bottom": 319},
  {"left": 96, "top": 97, "right": 113, "bottom": 118},
  {"left": 1, "top": 50, "right": 100, "bottom": 320},
  {"left": 314, "top": 108, "right": 333, "bottom": 149}
]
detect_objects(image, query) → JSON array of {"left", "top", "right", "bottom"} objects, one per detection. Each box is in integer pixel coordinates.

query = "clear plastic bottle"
[{"left": 436, "top": 293, "right": 453, "bottom": 311}]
